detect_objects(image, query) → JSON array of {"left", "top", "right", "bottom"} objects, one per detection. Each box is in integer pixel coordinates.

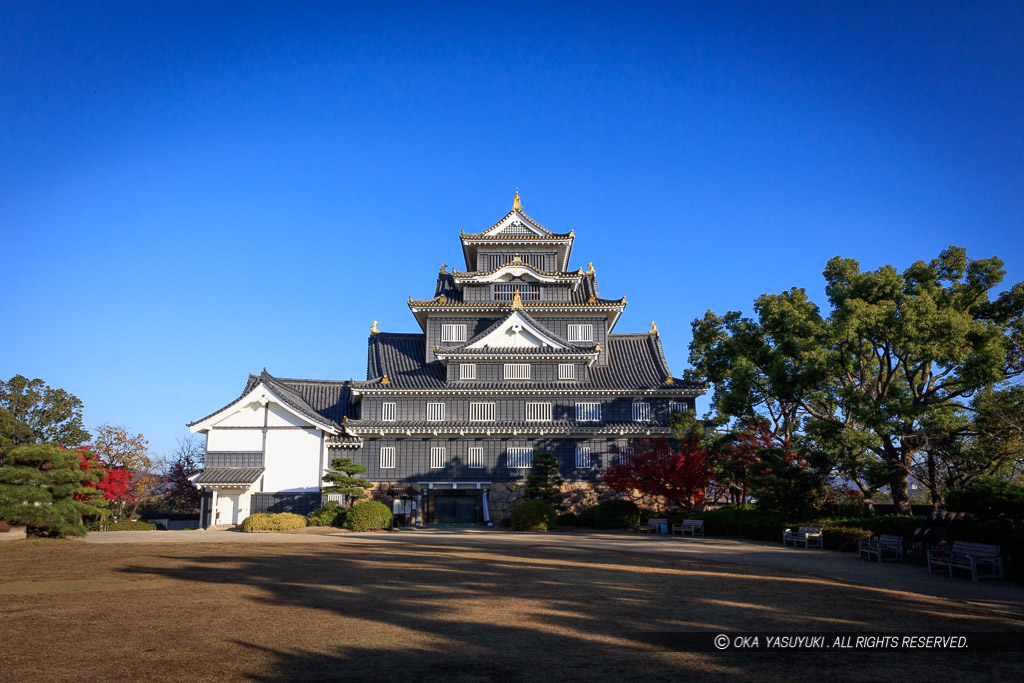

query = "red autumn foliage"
[
  {"left": 603, "top": 437, "right": 716, "bottom": 511},
  {"left": 75, "top": 446, "right": 134, "bottom": 503}
]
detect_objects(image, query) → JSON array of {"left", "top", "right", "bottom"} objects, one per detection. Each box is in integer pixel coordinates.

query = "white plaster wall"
[
  {"left": 264, "top": 428, "right": 323, "bottom": 492},
  {"left": 214, "top": 402, "right": 264, "bottom": 427},
  {"left": 207, "top": 428, "right": 263, "bottom": 452}
]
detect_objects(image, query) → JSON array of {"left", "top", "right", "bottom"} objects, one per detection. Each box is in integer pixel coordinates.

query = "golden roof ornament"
[
  {"left": 512, "top": 253, "right": 522, "bottom": 263},
  {"left": 586, "top": 262, "right": 595, "bottom": 275},
  {"left": 512, "top": 188, "right": 522, "bottom": 210},
  {"left": 512, "top": 290, "right": 523, "bottom": 310},
  {"left": 438, "top": 294, "right": 447, "bottom": 304},
  {"left": 370, "top": 320, "right": 379, "bottom": 335},
  {"left": 665, "top": 376, "right": 675, "bottom": 385},
  {"left": 649, "top": 321, "right": 658, "bottom": 334},
  {"left": 342, "top": 416, "right": 348, "bottom": 424},
  {"left": 440, "top": 263, "right": 448, "bottom": 274},
  {"left": 595, "top": 343, "right": 601, "bottom": 352},
  {"left": 381, "top": 374, "right": 391, "bottom": 385},
  {"left": 587, "top": 294, "right": 596, "bottom": 304}
]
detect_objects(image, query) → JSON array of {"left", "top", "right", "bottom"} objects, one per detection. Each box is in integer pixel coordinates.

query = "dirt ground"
[{"left": 1, "top": 538, "right": 1022, "bottom": 682}]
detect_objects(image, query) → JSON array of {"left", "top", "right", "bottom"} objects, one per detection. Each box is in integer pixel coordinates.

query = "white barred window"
[
  {"left": 379, "top": 447, "right": 396, "bottom": 469},
  {"left": 575, "top": 445, "right": 591, "bottom": 469},
  {"left": 632, "top": 402, "right": 651, "bottom": 422},
  {"left": 430, "top": 447, "right": 447, "bottom": 469},
  {"left": 470, "top": 402, "right": 495, "bottom": 422},
  {"left": 507, "top": 447, "right": 533, "bottom": 469},
  {"left": 467, "top": 447, "right": 483, "bottom": 468},
  {"left": 618, "top": 446, "right": 634, "bottom": 466},
  {"left": 381, "top": 402, "right": 396, "bottom": 422},
  {"left": 504, "top": 363, "right": 530, "bottom": 380},
  {"left": 567, "top": 324, "right": 593, "bottom": 342},
  {"left": 525, "top": 402, "right": 552, "bottom": 422},
  {"left": 669, "top": 401, "right": 689, "bottom": 414},
  {"left": 576, "top": 402, "right": 601, "bottom": 421},
  {"left": 441, "top": 324, "right": 467, "bottom": 343},
  {"left": 558, "top": 363, "right": 575, "bottom": 380},
  {"left": 460, "top": 363, "right": 476, "bottom": 380},
  {"left": 426, "top": 402, "right": 445, "bottom": 421}
]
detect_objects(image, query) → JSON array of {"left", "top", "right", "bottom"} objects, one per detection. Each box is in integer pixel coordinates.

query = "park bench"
[
  {"left": 783, "top": 526, "right": 823, "bottom": 549},
  {"left": 858, "top": 534, "right": 904, "bottom": 563},
  {"left": 640, "top": 518, "right": 667, "bottom": 534},
  {"left": 927, "top": 540, "right": 1003, "bottom": 582},
  {"left": 672, "top": 519, "right": 705, "bottom": 537}
]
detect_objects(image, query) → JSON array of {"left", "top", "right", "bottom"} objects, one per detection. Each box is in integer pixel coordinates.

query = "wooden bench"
[
  {"left": 640, "top": 518, "right": 667, "bottom": 534},
  {"left": 927, "top": 541, "right": 1004, "bottom": 581},
  {"left": 783, "top": 526, "right": 823, "bottom": 549},
  {"left": 858, "top": 534, "right": 904, "bottom": 562},
  {"left": 671, "top": 519, "right": 705, "bottom": 537}
]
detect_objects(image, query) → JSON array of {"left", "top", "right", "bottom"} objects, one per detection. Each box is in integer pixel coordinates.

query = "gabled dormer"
[{"left": 460, "top": 191, "right": 575, "bottom": 272}]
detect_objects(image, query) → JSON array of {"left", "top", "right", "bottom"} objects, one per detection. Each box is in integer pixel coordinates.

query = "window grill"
[
  {"left": 567, "top": 324, "right": 593, "bottom": 342},
  {"left": 441, "top": 324, "right": 467, "bottom": 342},
  {"left": 632, "top": 402, "right": 652, "bottom": 422},
  {"left": 525, "top": 402, "right": 552, "bottom": 422},
  {"left": 470, "top": 402, "right": 495, "bottom": 421},
  {"left": 379, "top": 447, "right": 396, "bottom": 469},
  {"left": 467, "top": 447, "right": 483, "bottom": 468},
  {"left": 430, "top": 447, "right": 447, "bottom": 469},
  {"left": 426, "top": 402, "right": 445, "bottom": 421},
  {"left": 669, "top": 401, "right": 689, "bottom": 414},
  {"left": 507, "top": 447, "right": 533, "bottom": 469},
  {"left": 558, "top": 363, "right": 575, "bottom": 380},
  {"left": 494, "top": 283, "right": 540, "bottom": 301},
  {"left": 575, "top": 446, "right": 591, "bottom": 469},
  {"left": 381, "top": 402, "right": 396, "bottom": 422},
  {"left": 576, "top": 402, "right": 601, "bottom": 421},
  {"left": 460, "top": 364, "right": 476, "bottom": 380},
  {"left": 504, "top": 363, "right": 530, "bottom": 380}
]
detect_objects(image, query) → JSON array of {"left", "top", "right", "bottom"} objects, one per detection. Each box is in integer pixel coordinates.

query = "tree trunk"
[{"left": 889, "top": 463, "right": 912, "bottom": 515}]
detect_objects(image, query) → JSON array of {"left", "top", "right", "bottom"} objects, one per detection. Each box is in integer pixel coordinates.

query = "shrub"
[
  {"left": 511, "top": 500, "right": 557, "bottom": 531},
  {"left": 107, "top": 520, "right": 155, "bottom": 531},
  {"left": 499, "top": 517, "right": 512, "bottom": 528},
  {"left": 946, "top": 476, "right": 1024, "bottom": 523},
  {"left": 240, "top": 512, "right": 308, "bottom": 532},
  {"left": 556, "top": 512, "right": 580, "bottom": 527},
  {"left": 590, "top": 499, "right": 641, "bottom": 529},
  {"left": 578, "top": 506, "right": 597, "bottom": 528},
  {"left": 344, "top": 501, "right": 393, "bottom": 532},
  {"left": 820, "top": 526, "right": 872, "bottom": 552},
  {"left": 307, "top": 502, "right": 347, "bottom": 527}
]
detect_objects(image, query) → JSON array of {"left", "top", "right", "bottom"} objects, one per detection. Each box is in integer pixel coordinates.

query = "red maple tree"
[{"left": 603, "top": 437, "right": 716, "bottom": 511}]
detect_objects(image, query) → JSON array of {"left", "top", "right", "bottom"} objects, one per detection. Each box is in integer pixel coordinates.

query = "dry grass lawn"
[{"left": 1, "top": 538, "right": 1022, "bottom": 682}]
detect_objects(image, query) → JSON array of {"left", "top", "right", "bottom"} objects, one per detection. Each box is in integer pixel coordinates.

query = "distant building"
[{"left": 188, "top": 193, "right": 704, "bottom": 527}]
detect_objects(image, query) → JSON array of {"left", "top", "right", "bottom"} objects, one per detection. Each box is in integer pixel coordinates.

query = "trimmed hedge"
[
  {"left": 307, "top": 502, "right": 347, "bottom": 528},
  {"left": 240, "top": 512, "right": 308, "bottom": 532},
  {"left": 344, "top": 501, "right": 393, "bottom": 532},
  {"left": 556, "top": 512, "right": 580, "bottom": 527},
  {"left": 108, "top": 520, "right": 156, "bottom": 531},
  {"left": 579, "top": 499, "right": 641, "bottom": 529},
  {"left": 511, "top": 500, "right": 557, "bottom": 531}
]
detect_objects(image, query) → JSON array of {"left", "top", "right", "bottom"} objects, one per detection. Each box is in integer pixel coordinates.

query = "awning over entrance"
[{"left": 193, "top": 467, "right": 264, "bottom": 486}]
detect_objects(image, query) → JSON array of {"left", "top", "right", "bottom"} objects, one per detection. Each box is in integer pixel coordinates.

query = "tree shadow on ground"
[{"left": 120, "top": 540, "right": 1024, "bottom": 681}]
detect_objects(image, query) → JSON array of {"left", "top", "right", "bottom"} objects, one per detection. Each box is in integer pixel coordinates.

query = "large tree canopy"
[
  {"left": 0, "top": 375, "right": 90, "bottom": 449},
  {"left": 689, "top": 246, "right": 1024, "bottom": 514}
]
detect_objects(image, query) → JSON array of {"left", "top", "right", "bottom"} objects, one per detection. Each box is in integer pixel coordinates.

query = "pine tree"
[
  {"left": 323, "top": 456, "right": 372, "bottom": 505},
  {"left": 0, "top": 443, "right": 109, "bottom": 537},
  {"left": 524, "top": 452, "right": 565, "bottom": 511}
]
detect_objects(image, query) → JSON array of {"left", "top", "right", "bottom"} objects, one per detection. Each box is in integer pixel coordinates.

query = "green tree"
[
  {"left": 523, "top": 452, "right": 565, "bottom": 511},
  {"left": 0, "top": 443, "right": 108, "bottom": 537},
  {"left": 0, "top": 375, "right": 90, "bottom": 448},
  {"left": 323, "top": 456, "right": 372, "bottom": 504},
  {"left": 0, "top": 408, "right": 34, "bottom": 463},
  {"left": 690, "top": 246, "right": 1024, "bottom": 514}
]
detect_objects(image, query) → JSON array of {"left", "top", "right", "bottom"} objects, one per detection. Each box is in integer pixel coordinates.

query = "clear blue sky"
[{"left": 2, "top": 1, "right": 1022, "bottom": 458}]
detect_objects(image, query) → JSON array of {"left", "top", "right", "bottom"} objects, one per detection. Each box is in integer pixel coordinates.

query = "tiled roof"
[
  {"left": 461, "top": 209, "right": 573, "bottom": 239},
  {"left": 365, "top": 333, "right": 447, "bottom": 389},
  {"left": 360, "top": 330, "right": 699, "bottom": 392},
  {"left": 194, "top": 467, "right": 264, "bottom": 485},
  {"left": 443, "top": 309, "right": 586, "bottom": 353}
]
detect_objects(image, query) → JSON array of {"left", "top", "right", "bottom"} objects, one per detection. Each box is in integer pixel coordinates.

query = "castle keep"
[{"left": 188, "top": 193, "right": 704, "bottom": 526}]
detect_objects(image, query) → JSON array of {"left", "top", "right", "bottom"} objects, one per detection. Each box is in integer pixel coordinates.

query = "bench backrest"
[
  {"left": 799, "top": 526, "right": 822, "bottom": 535},
  {"left": 683, "top": 519, "right": 704, "bottom": 527},
  {"left": 950, "top": 540, "right": 1000, "bottom": 557},
  {"left": 878, "top": 535, "right": 903, "bottom": 545},
  {"left": 646, "top": 518, "right": 667, "bottom": 525}
]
